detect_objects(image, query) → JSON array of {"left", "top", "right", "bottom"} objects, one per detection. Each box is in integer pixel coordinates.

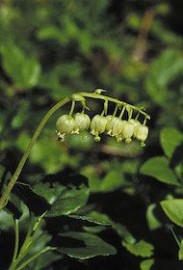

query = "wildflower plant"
[
  {"left": 0, "top": 89, "right": 150, "bottom": 270},
  {"left": 0, "top": 89, "right": 150, "bottom": 210}
]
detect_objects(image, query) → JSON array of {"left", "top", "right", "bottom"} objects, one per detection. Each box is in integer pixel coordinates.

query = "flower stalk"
[{"left": 0, "top": 90, "right": 150, "bottom": 210}]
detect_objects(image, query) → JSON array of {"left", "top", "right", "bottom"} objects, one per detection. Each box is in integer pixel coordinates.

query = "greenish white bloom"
[
  {"left": 56, "top": 115, "right": 75, "bottom": 139},
  {"left": 120, "top": 120, "right": 134, "bottom": 143},
  {"left": 134, "top": 124, "right": 149, "bottom": 142},
  {"left": 105, "top": 115, "right": 115, "bottom": 134},
  {"left": 129, "top": 119, "right": 140, "bottom": 128},
  {"left": 73, "top": 113, "right": 90, "bottom": 134},
  {"left": 90, "top": 115, "right": 107, "bottom": 141},
  {"left": 105, "top": 116, "right": 124, "bottom": 141}
]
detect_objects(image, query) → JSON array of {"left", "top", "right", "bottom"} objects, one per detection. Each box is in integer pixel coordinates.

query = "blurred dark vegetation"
[{"left": 0, "top": 0, "right": 183, "bottom": 269}]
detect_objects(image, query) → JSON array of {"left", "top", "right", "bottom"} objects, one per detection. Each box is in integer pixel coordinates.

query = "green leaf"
[
  {"left": 160, "top": 127, "right": 183, "bottom": 158},
  {"left": 140, "top": 156, "right": 179, "bottom": 186},
  {"left": 100, "top": 170, "right": 125, "bottom": 192},
  {"left": 46, "top": 185, "right": 89, "bottom": 217},
  {"left": 161, "top": 199, "right": 183, "bottom": 227},
  {"left": 1, "top": 43, "right": 41, "bottom": 88},
  {"left": 122, "top": 240, "right": 154, "bottom": 258},
  {"left": 57, "top": 231, "right": 116, "bottom": 259},
  {"left": 85, "top": 211, "right": 112, "bottom": 226},
  {"left": 178, "top": 240, "right": 183, "bottom": 260},
  {"left": 67, "top": 212, "right": 111, "bottom": 227},
  {"left": 0, "top": 210, "right": 14, "bottom": 230},
  {"left": 140, "top": 259, "right": 154, "bottom": 270},
  {"left": 145, "top": 49, "right": 183, "bottom": 105},
  {"left": 33, "top": 182, "right": 65, "bottom": 204},
  {"left": 146, "top": 204, "right": 161, "bottom": 231},
  {"left": 13, "top": 182, "right": 50, "bottom": 216}
]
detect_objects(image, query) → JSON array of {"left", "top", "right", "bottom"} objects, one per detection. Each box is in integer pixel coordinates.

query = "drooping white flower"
[
  {"left": 73, "top": 113, "right": 90, "bottom": 134},
  {"left": 90, "top": 115, "right": 107, "bottom": 141},
  {"left": 134, "top": 124, "right": 149, "bottom": 142},
  {"left": 56, "top": 115, "right": 75, "bottom": 134},
  {"left": 120, "top": 120, "right": 134, "bottom": 143}
]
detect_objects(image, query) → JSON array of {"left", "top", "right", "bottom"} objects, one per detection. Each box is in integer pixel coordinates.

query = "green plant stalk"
[
  {"left": 0, "top": 91, "right": 150, "bottom": 210},
  {"left": 0, "top": 96, "right": 70, "bottom": 210},
  {"left": 9, "top": 219, "right": 31, "bottom": 270},
  {"left": 12, "top": 220, "right": 19, "bottom": 263},
  {"left": 15, "top": 247, "right": 56, "bottom": 270},
  {"left": 9, "top": 215, "right": 45, "bottom": 270}
]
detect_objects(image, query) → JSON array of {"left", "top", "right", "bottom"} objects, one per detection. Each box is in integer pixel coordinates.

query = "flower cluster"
[{"left": 56, "top": 112, "right": 149, "bottom": 145}]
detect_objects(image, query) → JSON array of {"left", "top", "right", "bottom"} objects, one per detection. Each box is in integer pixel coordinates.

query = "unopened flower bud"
[
  {"left": 56, "top": 115, "right": 75, "bottom": 135},
  {"left": 73, "top": 113, "right": 90, "bottom": 134},
  {"left": 134, "top": 125, "right": 148, "bottom": 142}
]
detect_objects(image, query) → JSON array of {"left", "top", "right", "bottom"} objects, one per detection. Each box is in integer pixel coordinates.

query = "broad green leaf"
[
  {"left": 160, "top": 127, "right": 183, "bottom": 158},
  {"left": 140, "top": 259, "right": 154, "bottom": 270},
  {"left": 1, "top": 44, "right": 41, "bottom": 88},
  {"left": 161, "top": 199, "right": 183, "bottom": 227},
  {"left": 46, "top": 185, "right": 89, "bottom": 217},
  {"left": 57, "top": 231, "right": 116, "bottom": 259},
  {"left": 33, "top": 173, "right": 89, "bottom": 217},
  {"left": 122, "top": 240, "right": 154, "bottom": 258},
  {"left": 140, "top": 156, "right": 179, "bottom": 186}
]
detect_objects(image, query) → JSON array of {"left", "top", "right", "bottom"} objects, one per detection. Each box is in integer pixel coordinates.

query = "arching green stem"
[
  {"left": 0, "top": 96, "right": 70, "bottom": 210},
  {"left": 0, "top": 91, "right": 150, "bottom": 210}
]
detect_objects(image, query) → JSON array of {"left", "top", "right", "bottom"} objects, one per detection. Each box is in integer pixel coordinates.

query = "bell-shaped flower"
[
  {"left": 56, "top": 115, "right": 75, "bottom": 137},
  {"left": 120, "top": 120, "right": 134, "bottom": 143},
  {"left": 73, "top": 113, "right": 90, "bottom": 134},
  {"left": 105, "top": 116, "right": 124, "bottom": 141},
  {"left": 105, "top": 115, "right": 115, "bottom": 135},
  {"left": 134, "top": 124, "right": 149, "bottom": 142},
  {"left": 90, "top": 115, "right": 107, "bottom": 141}
]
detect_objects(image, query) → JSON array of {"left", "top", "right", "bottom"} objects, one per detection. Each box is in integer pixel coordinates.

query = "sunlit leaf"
[
  {"left": 161, "top": 199, "right": 183, "bottom": 227},
  {"left": 146, "top": 204, "right": 161, "bottom": 231},
  {"left": 122, "top": 240, "right": 154, "bottom": 258},
  {"left": 160, "top": 127, "right": 183, "bottom": 158},
  {"left": 140, "top": 259, "right": 154, "bottom": 270},
  {"left": 178, "top": 240, "right": 183, "bottom": 260},
  {"left": 140, "top": 157, "right": 179, "bottom": 186}
]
